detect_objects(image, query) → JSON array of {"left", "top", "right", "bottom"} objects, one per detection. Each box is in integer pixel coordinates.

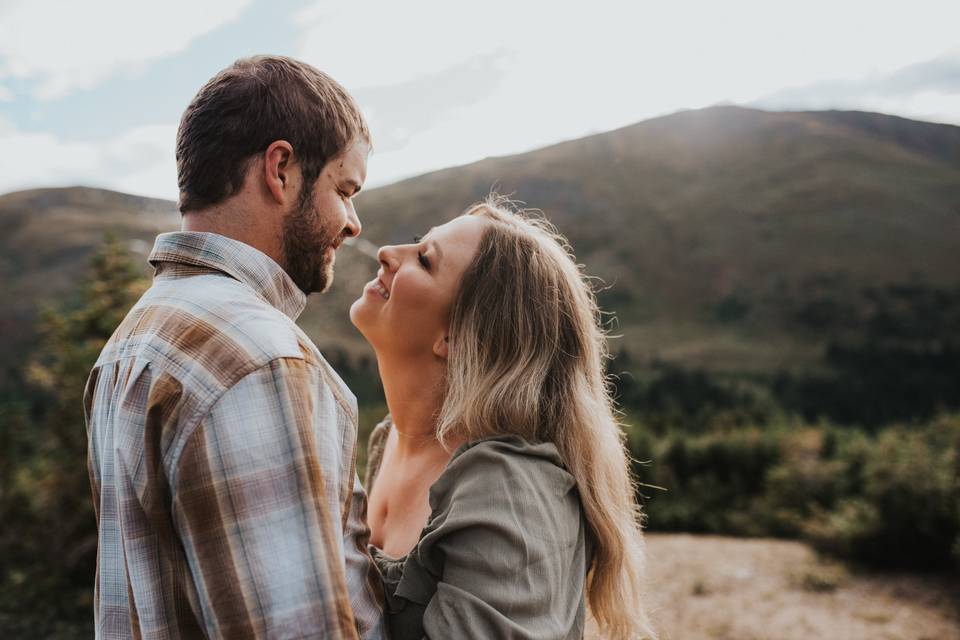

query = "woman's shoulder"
[
  {"left": 414, "top": 434, "right": 588, "bottom": 589},
  {"left": 450, "top": 434, "right": 572, "bottom": 475},
  {"left": 429, "top": 434, "right": 579, "bottom": 515}
]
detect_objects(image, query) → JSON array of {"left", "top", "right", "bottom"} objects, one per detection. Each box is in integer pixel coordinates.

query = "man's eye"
[
  {"left": 418, "top": 252, "right": 431, "bottom": 270},
  {"left": 413, "top": 235, "right": 423, "bottom": 243}
]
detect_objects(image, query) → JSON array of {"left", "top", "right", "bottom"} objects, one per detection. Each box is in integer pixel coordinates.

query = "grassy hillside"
[
  {"left": 0, "top": 187, "right": 179, "bottom": 386},
  {"left": 2, "top": 106, "right": 959, "bottom": 385},
  {"left": 353, "top": 106, "right": 960, "bottom": 373}
]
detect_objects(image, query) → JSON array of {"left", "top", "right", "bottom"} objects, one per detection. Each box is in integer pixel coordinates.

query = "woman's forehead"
[
  {"left": 428, "top": 215, "right": 488, "bottom": 270},
  {"left": 431, "top": 214, "right": 488, "bottom": 240}
]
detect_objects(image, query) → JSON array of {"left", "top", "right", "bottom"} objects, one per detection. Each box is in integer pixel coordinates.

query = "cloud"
[
  {"left": 752, "top": 50, "right": 960, "bottom": 124},
  {"left": 354, "top": 53, "right": 507, "bottom": 153},
  {"left": 0, "top": 84, "right": 11, "bottom": 102},
  {"left": 0, "top": 0, "right": 252, "bottom": 100},
  {"left": 885, "top": 50, "right": 960, "bottom": 95},
  {"left": 0, "top": 120, "right": 178, "bottom": 199},
  {"left": 294, "top": 1, "right": 507, "bottom": 90},
  {"left": 296, "top": 0, "right": 960, "bottom": 189}
]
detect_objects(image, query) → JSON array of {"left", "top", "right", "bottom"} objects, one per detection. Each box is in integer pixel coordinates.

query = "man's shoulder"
[{"left": 101, "top": 273, "right": 317, "bottom": 392}]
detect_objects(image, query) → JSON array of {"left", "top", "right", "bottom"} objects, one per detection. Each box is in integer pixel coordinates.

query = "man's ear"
[
  {"left": 263, "top": 140, "right": 295, "bottom": 205},
  {"left": 433, "top": 335, "right": 449, "bottom": 360}
]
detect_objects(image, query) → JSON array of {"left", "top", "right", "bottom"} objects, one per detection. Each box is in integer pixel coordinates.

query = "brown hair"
[
  {"left": 175, "top": 55, "right": 370, "bottom": 213},
  {"left": 438, "top": 197, "right": 657, "bottom": 639}
]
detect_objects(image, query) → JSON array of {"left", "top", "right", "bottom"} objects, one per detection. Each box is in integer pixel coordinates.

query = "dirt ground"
[{"left": 592, "top": 533, "right": 960, "bottom": 640}]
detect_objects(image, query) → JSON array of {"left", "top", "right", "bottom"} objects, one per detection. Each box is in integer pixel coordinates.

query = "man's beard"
[{"left": 281, "top": 183, "right": 338, "bottom": 295}]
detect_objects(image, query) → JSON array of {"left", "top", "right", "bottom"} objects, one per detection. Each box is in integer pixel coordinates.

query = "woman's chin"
[
  {"left": 348, "top": 298, "right": 365, "bottom": 330},
  {"left": 349, "top": 298, "right": 378, "bottom": 338}
]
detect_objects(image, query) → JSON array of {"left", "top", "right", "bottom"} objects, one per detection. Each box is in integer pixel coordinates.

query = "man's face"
[{"left": 282, "top": 139, "right": 370, "bottom": 294}]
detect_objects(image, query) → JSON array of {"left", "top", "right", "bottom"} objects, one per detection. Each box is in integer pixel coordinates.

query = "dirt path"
[{"left": 596, "top": 533, "right": 960, "bottom": 640}]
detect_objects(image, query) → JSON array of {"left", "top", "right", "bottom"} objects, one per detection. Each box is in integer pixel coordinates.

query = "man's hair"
[{"left": 176, "top": 55, "right": 370, "bottom": 213}]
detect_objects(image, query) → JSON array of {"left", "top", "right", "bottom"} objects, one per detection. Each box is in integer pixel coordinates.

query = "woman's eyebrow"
[
  {"left": 420, "top": 227, "right": 445, "bottom": 265},
  {"left": 427, "top": 238, "right": 444, "bottom": 266}
]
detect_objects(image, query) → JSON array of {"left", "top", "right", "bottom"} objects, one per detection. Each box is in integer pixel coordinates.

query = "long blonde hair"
[{"left": 438, "top": 197, "right": 657, "bottom": 639}]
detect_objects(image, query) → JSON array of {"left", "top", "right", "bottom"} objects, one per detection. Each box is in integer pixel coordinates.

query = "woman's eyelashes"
[
  {"left": 418, "top": 252, "right": 431, "bottom": 270},
  {"left": 413, "top": 235, "right": 431, "bottom": 270}
]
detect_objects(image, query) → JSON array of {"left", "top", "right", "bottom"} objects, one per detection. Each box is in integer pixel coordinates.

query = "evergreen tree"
[{"left": 0, "top": 236, "right": 148, "bottom": 635}]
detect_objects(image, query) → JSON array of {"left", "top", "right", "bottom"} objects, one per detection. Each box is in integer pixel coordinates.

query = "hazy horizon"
[{"left": 1, "top": 0, "right": 958, "bottom": 200}]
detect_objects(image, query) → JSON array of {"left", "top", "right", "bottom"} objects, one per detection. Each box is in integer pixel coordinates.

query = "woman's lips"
[{"left": 366, "top": 278, "right": 389, "bottom": 300}]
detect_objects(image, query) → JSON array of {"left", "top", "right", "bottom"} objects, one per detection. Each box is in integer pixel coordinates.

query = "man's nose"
[{"left": 343, "top": 200, "right": 361, "bottom": 238}]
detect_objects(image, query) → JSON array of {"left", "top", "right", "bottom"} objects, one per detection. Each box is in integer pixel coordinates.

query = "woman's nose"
[{"left": 377, "top": 245, "right": 399, "bottom": 271}]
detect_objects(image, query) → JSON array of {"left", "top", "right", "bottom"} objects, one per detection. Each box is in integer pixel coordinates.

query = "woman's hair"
[{"left": 438, "top": 196, "right": 657, "bottom": 639}]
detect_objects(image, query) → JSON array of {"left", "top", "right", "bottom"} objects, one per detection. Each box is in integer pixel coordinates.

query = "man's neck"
[{"left": 182, "top": 206, "right": 284, "bottom": 270}]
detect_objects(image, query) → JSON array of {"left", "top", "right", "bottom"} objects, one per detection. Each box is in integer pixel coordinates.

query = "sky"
[{"left": 1, "top": 0, "right": 958, "bottom": 201}]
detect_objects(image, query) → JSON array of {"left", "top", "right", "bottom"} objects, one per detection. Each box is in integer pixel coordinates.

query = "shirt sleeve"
[
  {"left": 343, "top": 472, "right": 387, "bottom": 640},
  {"left": 171, "top": 357, "right": 359, "bottom": 639},
  {"left": 417, "top": 440, "right": 588, "bottom": 640}
]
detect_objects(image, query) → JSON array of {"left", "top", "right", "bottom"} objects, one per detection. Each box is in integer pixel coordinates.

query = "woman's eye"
[{"left": 413, "top": 235, "right": 430, "bottom": 269}]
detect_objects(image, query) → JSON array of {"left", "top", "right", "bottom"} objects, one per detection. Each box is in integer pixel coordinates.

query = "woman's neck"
[{"left": 377, "top": 352, "right": 447, "bottom": 458}]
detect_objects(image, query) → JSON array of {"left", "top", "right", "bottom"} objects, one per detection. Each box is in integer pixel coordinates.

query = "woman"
[{"left": 349, "top": 197, "right": 657, "bottom": 639}]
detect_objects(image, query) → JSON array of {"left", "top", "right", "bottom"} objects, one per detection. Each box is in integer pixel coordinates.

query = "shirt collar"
[{"left": 149, "top": 231, "right": 307, "bottom": 320}]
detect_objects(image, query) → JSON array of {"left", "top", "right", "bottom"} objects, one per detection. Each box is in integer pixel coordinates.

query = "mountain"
[
  {"left": 2, "top": 106, "right": 959, "bottom": 385},
  {"left": 0, "top": 187, "right": 179, "bottom": 386},
  {"left": 355, "top": 106, "right": 960, "bottom": 371}
]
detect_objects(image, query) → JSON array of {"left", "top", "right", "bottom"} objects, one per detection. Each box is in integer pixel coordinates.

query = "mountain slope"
[
  {"left": 0, "top": 187, "right": 179, "bottom": 384},
  {"left": 2, "top": 106, "right": 959, "bottom": 382},
  {"left": 351, "top": 105, "right": 960, "bottom": 369}
]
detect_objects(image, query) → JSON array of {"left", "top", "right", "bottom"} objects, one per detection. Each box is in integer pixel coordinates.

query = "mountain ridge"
[{"left": 2, "top": 105, "right": 959, "bottom": 382}]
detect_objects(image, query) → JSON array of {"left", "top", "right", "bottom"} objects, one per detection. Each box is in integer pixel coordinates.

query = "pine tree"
[{"left": 1, "top": 236, "right": 148, "bottom": 635}]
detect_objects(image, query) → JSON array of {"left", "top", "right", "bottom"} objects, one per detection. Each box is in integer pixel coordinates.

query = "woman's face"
[{"left": 350, "top": 215, "right": 488, "bottom": 358}]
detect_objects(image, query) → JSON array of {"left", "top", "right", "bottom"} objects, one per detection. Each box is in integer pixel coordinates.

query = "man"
[{"left": 84, "top": 56, "right": 384, "bottom": 639}]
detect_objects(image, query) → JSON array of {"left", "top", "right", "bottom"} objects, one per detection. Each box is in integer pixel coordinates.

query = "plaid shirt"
[{"left": 84, "top": 232, "right": 385, "bottom": 640}]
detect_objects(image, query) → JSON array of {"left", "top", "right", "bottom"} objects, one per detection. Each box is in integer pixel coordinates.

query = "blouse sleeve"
[
  {"left": 414, "top": 438, "right": 589, "bottom": 640},
  {"left": 363, "top": 416, "right": 392, "bottom": 492}
]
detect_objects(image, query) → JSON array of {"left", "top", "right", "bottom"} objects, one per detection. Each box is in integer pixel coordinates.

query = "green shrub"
[
  {"left": 629, "top": 414, "right": 960, "bottom": 570},
  {"left": 632, "top": 426, "right": 782, "bottom": 535},
  {"left": 801, "top": 417, "right": 960, "bottom": 568}
]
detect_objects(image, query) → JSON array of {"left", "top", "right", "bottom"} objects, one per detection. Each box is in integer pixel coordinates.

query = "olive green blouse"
[{"left": 364, "top": 418, "right": 592, "bottom": 640}]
